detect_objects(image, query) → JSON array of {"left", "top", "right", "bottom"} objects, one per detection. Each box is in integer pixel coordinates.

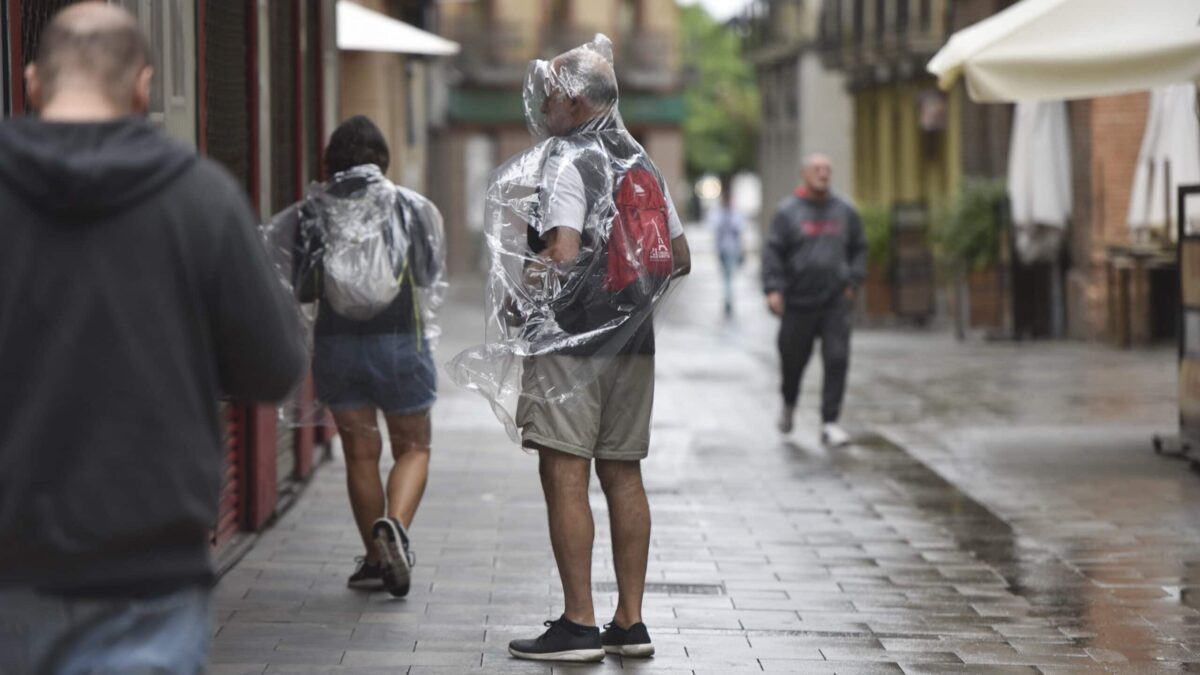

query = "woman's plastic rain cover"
[
  {"left": 262, "top": 163, "right": 447, "bottom": 428},
  {"left": 448, "top": 33, "right": 682, "bottom": 442}
]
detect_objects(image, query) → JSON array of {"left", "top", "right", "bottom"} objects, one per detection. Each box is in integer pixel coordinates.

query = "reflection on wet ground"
[{"left": 211, "top": 239, "right": 1191, "bottom": 673}]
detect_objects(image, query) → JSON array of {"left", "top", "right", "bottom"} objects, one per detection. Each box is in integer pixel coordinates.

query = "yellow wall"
[
  {"left": 852, "top": 82, "right": 961, "bottom": 211},
  {"left": 641, "top": 0, "right": 677, "bottom": 31},
  {"left": 571, "top": 0, "right": 615, "bottom": 33}
]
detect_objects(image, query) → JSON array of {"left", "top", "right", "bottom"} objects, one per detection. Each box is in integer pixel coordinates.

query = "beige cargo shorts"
[{"left": 516, "top": 354, "right": 654, "bottom": 461}]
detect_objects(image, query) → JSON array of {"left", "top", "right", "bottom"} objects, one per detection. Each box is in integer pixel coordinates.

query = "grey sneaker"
[
  {"left": 372, "top": 517, "right": 413, "bottom": 598},
  {"left": 601, "top": 621, "right": 654, "bottom": 657},
  {"left": 821, "top": 422, "right": 851, "bottom": 447},
  {"left": 509, "top": 616, "right": 604, "bottom": 662},
  {"left": 777, "top": 405, "right": 795, "bottom": 433}
]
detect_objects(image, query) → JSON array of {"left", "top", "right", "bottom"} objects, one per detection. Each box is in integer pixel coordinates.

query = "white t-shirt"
[{"left": 538, "top": 154, "right": 684, "bottom": 240}]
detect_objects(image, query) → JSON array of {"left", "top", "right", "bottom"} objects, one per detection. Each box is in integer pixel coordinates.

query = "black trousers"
[{"left": 777, "top": 295, "right": 852, "bottom": 423}]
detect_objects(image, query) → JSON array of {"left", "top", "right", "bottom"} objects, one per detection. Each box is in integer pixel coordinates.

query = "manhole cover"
[{"left": 594, "top": 582, "right": 725, "bottom": 595}]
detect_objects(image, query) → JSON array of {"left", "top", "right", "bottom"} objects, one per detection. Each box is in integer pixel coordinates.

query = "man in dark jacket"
[
  {"left": 762, "top": 153, "right": 866, "bottom": 447},
  {"left": 0, "top": 5, "right": 306, "bottom": 673}
]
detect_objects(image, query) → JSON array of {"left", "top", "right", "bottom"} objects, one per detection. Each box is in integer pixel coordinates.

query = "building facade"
[
  {"left": 814, "top": 0, "right": 956, "bottom": 321},
  {"left": 339, "top": 0, "right": 444, "bottom": 194},
  {"left": 742, "top": 0, "right": 854, "bottom": 232},
  {"left": 431, "top": 0, "right": 687, "bottom": 276},
  {"left": 817, "top": 0, "right": 958, "bottom": 211},
  {"left": 810, "top": 0, "right": 1167, "bottom": 343}
]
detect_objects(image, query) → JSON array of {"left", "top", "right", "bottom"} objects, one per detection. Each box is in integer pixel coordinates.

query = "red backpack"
[{"left": 603, "top": 166, "right": 673, "bottom": 293}]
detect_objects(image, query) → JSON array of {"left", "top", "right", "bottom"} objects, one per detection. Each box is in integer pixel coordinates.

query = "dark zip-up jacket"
[
  {"left": 762, "top": 192, "right": 867, "bottom": 310},
  {"left": 0, "top": 116, "right": 306, "bottom": 595}
]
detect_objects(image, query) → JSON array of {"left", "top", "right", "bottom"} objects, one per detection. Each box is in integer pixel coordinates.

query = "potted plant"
[
  {"left": 932, "top": 178, "right": 1008, "bottom": 336},
  {"left": 860, "top": 205, "right": 892, "bottom": 317}
]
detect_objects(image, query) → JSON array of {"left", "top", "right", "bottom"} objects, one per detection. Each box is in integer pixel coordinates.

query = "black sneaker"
[
  {"left": 508, "top": 616, "right": 605, "bottom": 662},
  {"left": 346, "top": 556, "right": 384, "bottom": 590},
  {"left": 372, "top": 517, "right": 414, "bottom": 598},
  {"left": 601, "top": 621, "right": 655, "bottom": 657}
]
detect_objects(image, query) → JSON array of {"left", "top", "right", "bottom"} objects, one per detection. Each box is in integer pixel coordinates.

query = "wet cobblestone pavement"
[{"left": 211, "top": 229, "right": 1188, "bottom": 673}]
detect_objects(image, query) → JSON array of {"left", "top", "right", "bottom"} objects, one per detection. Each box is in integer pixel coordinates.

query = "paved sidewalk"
[{"left": 211, "top": 227, "right": 1189, "bottom": 674}]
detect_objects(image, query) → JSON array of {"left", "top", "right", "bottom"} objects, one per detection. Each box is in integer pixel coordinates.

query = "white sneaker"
[
  {"left": 821, "top": 423, "right": 851, "bottom": 447},
  {"left": 777, "top": 405, "right": 795, "bottom": 434}
]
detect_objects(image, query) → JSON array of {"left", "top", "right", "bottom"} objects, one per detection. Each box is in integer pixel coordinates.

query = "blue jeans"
[
  {"left": 0, "top": 586, "right": 211, "bottom": 674},
  {"left": 719, "top": 249, "right": 741, "bottom": 312}
]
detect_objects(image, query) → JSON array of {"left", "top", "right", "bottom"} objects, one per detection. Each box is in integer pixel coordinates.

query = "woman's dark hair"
[{"left": 324, "top": 115, "right": 390, "bottom": 176}]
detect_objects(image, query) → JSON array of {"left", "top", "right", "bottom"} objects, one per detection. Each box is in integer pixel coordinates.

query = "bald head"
[
  {"left": 540, "top": 48, "right": 618, "bottom": 136},
  {"left": 802, "top": 152, "right": 833, "bottom": 199},
  {"left": 27, "top": 2, "right": 151, "bottom": 117}
]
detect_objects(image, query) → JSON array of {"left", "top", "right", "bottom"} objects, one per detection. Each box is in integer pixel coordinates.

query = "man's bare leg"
[
  {"left": 538, "top": 447, "right": 596, "bottom": 627},
  {"left": 596, "top": 459, "right": 650, "bottom": 629},
  {"left": 334, "top": 408, "right": 384, "bottom": 560},
  {"left": 382, "top": 411, "right": 432, "bottom": 529}
]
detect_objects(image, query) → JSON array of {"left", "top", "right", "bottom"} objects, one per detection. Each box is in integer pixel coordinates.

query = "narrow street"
[{"left": 210, "top": 226, "right": 1192, "bottom": 674}]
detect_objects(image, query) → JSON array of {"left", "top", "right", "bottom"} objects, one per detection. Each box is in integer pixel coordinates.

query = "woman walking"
[{"left": 286, "top": 116, "right": 446, "bottom": 597}]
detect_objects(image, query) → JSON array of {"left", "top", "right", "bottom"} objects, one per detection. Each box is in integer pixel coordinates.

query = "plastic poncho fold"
[{"left": 448, "top": 33, "right": 682, "bottom": 442}]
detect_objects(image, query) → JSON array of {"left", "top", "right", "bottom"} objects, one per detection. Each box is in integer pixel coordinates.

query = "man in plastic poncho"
[{"left": 504, "top": 37, "right": 691, "bottom": 662}]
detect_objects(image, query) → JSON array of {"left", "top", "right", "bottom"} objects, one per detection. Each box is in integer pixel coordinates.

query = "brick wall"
[{"left": 1067, "top": 92, "right": 1149, "bottom": 340}]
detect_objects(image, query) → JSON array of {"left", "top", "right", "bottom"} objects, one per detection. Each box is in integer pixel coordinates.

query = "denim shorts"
[{"left": 313, "top": 333, "right": 437, "bottom": 415}]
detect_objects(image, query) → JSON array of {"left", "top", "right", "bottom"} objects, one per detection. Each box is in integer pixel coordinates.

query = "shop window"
[
  {"left": 391, "top": 0, "right": 426, "bottom": 28},
  {"left": 108, "top": 0, "right": 195, "bottom": 145},
  {"left": 203, "top": 0, "right": 251, "bottom": 191},
  {"left": 545, "top": 0, "right": 569, "bottom": 33},
  {"left": 851, "top": 0, "right": 864, "bottom": 45},
  {"left": 269, "top": 0, "right": 298, "bottom": 213},
  {"left": 919, "top": 0, "right": 932, "bottom": 32}
]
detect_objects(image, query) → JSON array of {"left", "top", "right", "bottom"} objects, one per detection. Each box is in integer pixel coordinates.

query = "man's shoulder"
[
  {"left": 172, "top": 157, "right": 255, "bottom": 224},
  {"left": 185, "top": 157, "right": 248, "bottom": 198},
  {"left": 773, "top": 195, "right": 804, "bottom": 219},
  {"left": 830, "top": 192, "right": 860, "bottom": 214}
]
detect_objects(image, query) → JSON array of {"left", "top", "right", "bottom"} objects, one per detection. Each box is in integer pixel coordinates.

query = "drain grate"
[{"left": 594, "top": 582, "right": 726, "bottom": 595}]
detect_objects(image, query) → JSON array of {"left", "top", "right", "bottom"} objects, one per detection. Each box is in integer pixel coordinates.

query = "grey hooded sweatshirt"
[
  {"left": 0, "top": 116, "right": 306, "bottom": 595},
  {"left": 762, "top": 192, "right": 867, "bottom": 310}
]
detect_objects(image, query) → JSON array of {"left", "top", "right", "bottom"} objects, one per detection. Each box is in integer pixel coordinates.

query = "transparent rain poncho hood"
[
  {"left": 448, "top": 34, "right": 683, "bottom": 442},
  {"left": 263, "top": 163, "right": 447, "bottom": 428}
]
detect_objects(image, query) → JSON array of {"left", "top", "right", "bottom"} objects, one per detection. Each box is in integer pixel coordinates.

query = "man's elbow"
[
  {"left": 222, "top": 335, "right": 308, "bottom": 403},
  {"left": 673, "top": 258, "right": 691, "bottom": 278},
  {"left": 547, "top": 245, "right": 579, "bottom": 265},
  {"left": 544, "top": 229, "right": 581, "bottom": 265},
  {"left": 671, "top": 237, "right": 691, "bottom": 277}
]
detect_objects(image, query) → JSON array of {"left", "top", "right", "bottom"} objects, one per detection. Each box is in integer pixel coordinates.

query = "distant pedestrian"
[
  {"left": 281, "top": 115, "right": 446, "bottom": 598},
  {"left": 468, "top": 36, "right": 691, "bottom": 662},
  {"left": 711, "top": 190, "right": 744, "bottom": 317},
  {"left": 0, "top": 5, "right": 306, "bottom": 673},
  {"left": 762, "top": 153, "right": 865, "bottom": 447}
]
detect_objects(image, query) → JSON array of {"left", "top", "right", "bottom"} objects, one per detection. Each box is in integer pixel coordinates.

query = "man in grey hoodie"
[
  {"left": 0, "top": 5, "right": 305, "bottom": 673},
  {"left": 762, "top": 153, "right": 866, "bottom": 446}
]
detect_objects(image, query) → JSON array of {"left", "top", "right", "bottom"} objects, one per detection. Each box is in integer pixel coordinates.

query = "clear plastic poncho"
[
  {"left": 447, "top": 34, "right": 683, "bottom": 442},
  {"left": 263, "top": 163, "right": 447, "bottom": 428}
]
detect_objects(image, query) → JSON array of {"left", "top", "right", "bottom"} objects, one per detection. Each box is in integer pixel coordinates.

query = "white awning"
[
  {"left": 1127, "top": 85, "right": 1200, "bottom": 239},
  {"left": 337, "top": 1, "right": 460, "bottom": 56},
  {"left": 927, "top": 0, "right": 1200, "bottom": 103}
]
